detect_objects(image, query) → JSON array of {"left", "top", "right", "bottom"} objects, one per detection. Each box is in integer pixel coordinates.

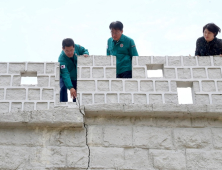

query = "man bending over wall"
[{"left": 58, "top": 38, "right": 89, "bottom": 102}]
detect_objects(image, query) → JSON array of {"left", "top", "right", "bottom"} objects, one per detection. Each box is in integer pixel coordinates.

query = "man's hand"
[
  {"left": 220, "top": 54, "right": 222, "bottom": 56},
  {"left": 83, "top": 54, "right": 89, "bottom": 57},
  {"left": 70, "top": 88, "right": 77, "bottom": 99}
]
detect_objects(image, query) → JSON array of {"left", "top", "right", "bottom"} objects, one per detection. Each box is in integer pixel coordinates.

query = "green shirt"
[
  {"left": 58, "top": 44, "right": 89, "bottom": 89},
  {"left": 107, "top": 34, "right": 138, "bottom": 74}
]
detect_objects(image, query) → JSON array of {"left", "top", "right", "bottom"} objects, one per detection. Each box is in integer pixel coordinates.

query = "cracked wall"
[{"left": 1, "top": 56, "right": 222, "bottom": 169}]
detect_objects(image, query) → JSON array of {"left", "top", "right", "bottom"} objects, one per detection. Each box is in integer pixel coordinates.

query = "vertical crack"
[
  {"left": 83, "top": 121, "right": 90, "bottom": 170},
  {"left": 76, "top": 97, "right": 90, "bottom": 170}
]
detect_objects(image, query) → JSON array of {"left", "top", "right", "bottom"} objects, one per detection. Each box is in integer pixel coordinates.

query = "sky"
[{"left": 1, "top": 0, "right": 222, "bottom": 62}]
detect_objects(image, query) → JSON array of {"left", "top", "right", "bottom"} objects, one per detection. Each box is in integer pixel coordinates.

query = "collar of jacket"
[{"left": 112, "top": 34, "right": 125, "bottom": 43}]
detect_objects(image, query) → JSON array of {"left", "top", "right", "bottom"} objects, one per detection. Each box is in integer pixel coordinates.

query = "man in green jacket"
[
  {"left": 107, "top": 21, "right": 139, "bottom": 78},
  {"left": 58, "top": 38, "right": 89, "bottom": 102}
]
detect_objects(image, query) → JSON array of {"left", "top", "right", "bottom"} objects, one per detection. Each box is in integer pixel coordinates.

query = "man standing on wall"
[
  {"left": 58, "top": 38, "right": 89, "bottom": 102},
  {"left": 107, "top": 21, "right": 139, "bottom": 78}
]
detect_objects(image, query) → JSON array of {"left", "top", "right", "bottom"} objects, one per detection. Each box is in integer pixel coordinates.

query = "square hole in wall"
[
  {"left": 147, "top": 64, "right": 163, "bottom": 78},
  {"left": 21, "top": 72, "right": 37, "bottom": 85},
  {"left": 177, "top": 82, "right": 193, "bottom": 104}
]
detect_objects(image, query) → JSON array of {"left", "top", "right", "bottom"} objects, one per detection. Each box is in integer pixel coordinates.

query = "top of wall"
[{"left": 1, "top": 55, "right": 222, "bottom": 114}]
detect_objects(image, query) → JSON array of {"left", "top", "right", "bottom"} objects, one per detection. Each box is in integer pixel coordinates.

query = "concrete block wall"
[
  {"left": 77, "top": 55, "right": 222, "bottom": 105},
  {"left": 0, "top": 62, "right": 60, "bottom": 113},
  {"left": 85, "top": 113, "right": 222, "bottom": 170}
]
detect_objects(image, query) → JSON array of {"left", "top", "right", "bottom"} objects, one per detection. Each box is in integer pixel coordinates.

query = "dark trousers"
[
  {"left": 116, "top": 70, "right": 132, "bottom": 78},
  {"left": 60, "top": 77, "right": 77, "bottom": 102}
]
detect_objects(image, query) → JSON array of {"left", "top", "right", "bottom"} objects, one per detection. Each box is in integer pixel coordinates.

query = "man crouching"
[{"left": 58, "top": 38, "right": 89, "bottom": 102}]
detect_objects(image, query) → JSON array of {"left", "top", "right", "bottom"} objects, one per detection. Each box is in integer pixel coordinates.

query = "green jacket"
[
  {"left": 58, "top": 44, "right": 89, "bottom": 89},
  {"left": 107, "top": 34, "right": 138, "bottom": 74}
]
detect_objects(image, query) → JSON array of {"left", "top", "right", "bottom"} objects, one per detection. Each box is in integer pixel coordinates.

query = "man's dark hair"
[
  {"left": 203, "top": 23, "right": 221, "bottom": 37},
  {"left": 62, "top": 38, "right": 75, "bottom": 49},
  {"left": 109, "top": 21, "right": 123, "bottom": 31}
]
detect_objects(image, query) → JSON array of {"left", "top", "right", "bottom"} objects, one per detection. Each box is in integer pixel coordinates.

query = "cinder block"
[
  {"left": 195, "top": 94, "right": 210, "bottom": 104},
  {"left": 87, "top": 125, "right": 103, "bottom": 146},
  {"left": 133, "top": 67, "right": 146, "bottom": 78},
  {"left": 67, "top": 147, "right": 88, "bottom": 167},
  {"left": 149, "top": 94, "right": 163, "bottom": 104},
  {"left": 36, "top": 102, "right": 48, "bottom": 110},
  {"left": 90, "top": 147, "right": 124, "bottom": 168},
  {"left": 0, "top": 102, "right": 9, "bottom": 113},
  {"left": 77, "top": 67, "right": 79, "bottom": 79},
  {"left": 12, "top": 75, "right": 21, "bottom": 86},
  {"left": 105, "top": 67, "right": 116, "bottom": 78},
  {"left": 27, "top": 63, "right": 44, "bottom": 74},
  {"left": 153, "top": 56, "right": 166, "bottom": 64},
  {"left": 111, "top": 80, "right": 123, "bottom": 91},
  {"left": 92, "top": 67, "right": 104, "bottom": 78},
  {"left": 119, "top": 93, "right": 132, "bottom": 103},
  {"left": 37, "top": 76, "right": 49, "bottom": 87},
  {"left": 217, "top": 81, "right": 222, "bottom": 91},
  {"left": 155, "top": 81, "right": 169, "bottom": 92},
  {"left": 49, "top": 102, "right": 54, "bottom": 109},
  {"left": 45, "top": 63, "right": 55, "bottom": 73},
  {"left": 193, "top": 81, "right": 200, "bottom": 92},
  {"left": 78, "top": 80, "right": 95, "bottom": 92},
  {"left": 183, "top": 56, "right": 196, "bottom": 66},
  {"left": 42, "top": 88, "right": 54, "bottom": 100},
  {"left": 103, "top": 126, "right": 132, "bottom": 146},
  {"left": 187, "top": 150, "right": 222, "bottom": 169},
  {"left": 132, "top": 56, "right": 137, "bottom": 65},
  {"left": 208, "top": 68, "right": 221, "bottom": 79},
  {"left": 55, "top": 66, "right": 60, "bottom": 80},
  {"left": 177, "top": 68, "right": 191, "bottom": 79},
  {"left": 11, "top": 102, "right": 22, "bottom": 112},
  {"left": 112, "top": 56, "right": 116, "bottom": 66},
  {"left": 94, "top": 55, "right": 111, "bottom": 66},
  {"left": 8, "top": 63, "right": 25, "bottom": 74},
  {"left": 168, "top": 56, "right": 181, "bottom": 66},
  {"left": 213, "top": 56, "right": 222, "bottom": 66},
  {"left": 106, "top": 93, "right": 118, "bottom": 103},
  {"left": 0, "top": 63, "right": 7, "bottom": 73},
  {"left": 0, "top": 88, "right": 4, "bottom": 100},
  {"left": 50, "top": 76, "right": 60, "bottom": 92},
  {"left": 201, "top": 81, "right": 216, "bottom": 92},
  {"left": 94, "top": 94, "right": 105, "bottom": 103},
  {"left": 123, "top": 148, "right": 152, "bottom": 170},
  {"left": 82, "top": 93, "right": 93, "bottom": 105},
  {"left": 6, "top": 88, "right": 26, "bottom": 100},
  {"left": 192, "top": 68, "right": 207, "bottom": 78},
  {"left": 174, "top": 128, "right": 211, "bottom": 149},
  {"left": 150, "top": 150, "right": 186, "bottom": 170},
  {"left": 28, "top": 88, "right": 40, "bottom": 100},
  {"left": 78, "top": 55, "right": 93, "bottom": 66},
  {"left": 0, "top": 146, "right": 30, "bottom": 169},
  {"left": 164, "top": 68, "right": 176, "bottom": 78},
  {"left": 212, "top": 94, "right": 222, "bottom": 104},
  {"left": 170, "top": 81, "right": 177, "bottom": 92},
  {"left": 0, "top": 75, "right": 11, "bottom": 86},
  {"left": 81, "top": 67, "right": 90, "bottom": 78},
  {"left": 134, "top": 94, "right": 147, "bottom": 104},
  {"left": 140, "top": 80, "right": 153, "bottom": 92},
  {"left": 24, "top": 102, "right": 34, "bottom": 111},
  {"left": 212, "top": 128, "right": 222, "bottom": 148},
  {"left": 138, "top": 56, "right": 151, "bottom": 66},
  {"left": 164, "top": 94, "right": 178, "bottom": 104},
  {"left": 125, "top": 80, "right": 138, "bottom": 92},
  {"left": 198, "top": 56, "right": 211, "bottom": 66},
  {"left": 133, "top": 126, "right": 173, "bottom": 149},
  {"left": 97, "top": 80, "right": 109, "bottom": 91}
]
